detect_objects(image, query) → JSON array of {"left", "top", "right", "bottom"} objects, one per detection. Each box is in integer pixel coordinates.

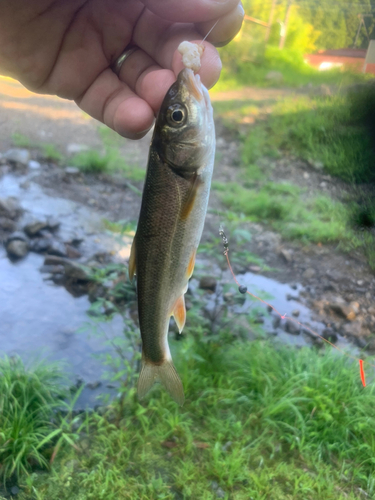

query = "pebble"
[
  {"left": 30, "top": 238, "right": 52, "bottom": 253},
  {"left": 284, "top": 319, "right": 300, "bottom": 335},
  {"left": 0, "top": 216, "right": 16, "bottom": 231},
  {"left": 238, "top": 285, "right": 247, "bottom": 294},
  {"left": 64, "top": 166, "right": 81, "bottom": 176},
  {"left": 6, "top": 239, "right": 28, "bottom": 259},
  {"left": 302, "top": 268, "right": 315, "bottom": 279},
  {"left": 28, "top": 160, "right": 41, "bottom": 169},
  {"left": 24, "top": 220, "right": 48, "bottom": 237},
  {"left": 322, "top": 328, "right": 338, "bottom": 342},
  {"left": 4, "top": 148, "right": 30, "bottom": 166},
  {"left": 292, "top": 309, "right": 300, "bottom": 317},
  {"left": 66, "top": 143, "right": 89, "bottom": 155},
  {"left": 249, "top": 265, "right": 261, "bottom": 273},
  {"left": 216, "top": 487, "right": 226, "bottom": 498},
  {"left": 47, "top": 240, "right": 67, "bottom": 257},
  {"left": 199, "top": 276, "right": 217, "bottom": 292},
  {"left": 279, "top": 248, "right": 293, "bottom": 263},
  {"left": 10, "top": 486, "right": 20, "bottom": 495},
  {"left": 0, "top": 197, "right": 22, "bottom": 219}
]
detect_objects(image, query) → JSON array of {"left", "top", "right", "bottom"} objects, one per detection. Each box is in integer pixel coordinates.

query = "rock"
[
  {"left": 341, "top": 321, "right": 363, "bottom": 338},
  {"left": 87, "top": 381, "right": 101, "bottom": 390},
  {"left": 279, "top": 248, "right": 293, "bottom": 263},
  {"left": 309, "top": 159, "right": 324, "bottom": 170},
  {"left": 272, "top": 316, "right": 281, "bottom": 329},
  {"left": 46, "top": 217, "right": 60, "bottom": 231},
  {"left": 44, "top": 255, "right": 90, "bottom": 281},
  {"left": 30, "top": 238, "right": 52, "bottom": 253},
  {"left": 65, "top": 244, "right": 82, "bottom": 259},
  {"left": 64, "top": 261, "right": 90, "bottom": 281},
  {"left": 24, "top": 219, "right": 48, "bottom": 237},
  {"left": 47, "top": 240, "right": 67, "bottom": 257},
  {"left": 199, "top": 276, "right": 217, "bottom": 292},
  {"left": 64, "top": 166, "right": 81, "bottom": 176},
  {"left": 301, "top": 326, "right": 323, "bottom": 345},
  {"left": 66, "top": 143, "right": 89, "bottom": 155},
  {"left": 211, "top": 481, "right": 219, "bottom": 491},
  {"left": 28, "top": 160, "right": 41, "bottom": 169},
  {"left": 249, "top": 265, "right": 261, "bottom": 273},
  {"left": 10, "top": 486, "right": 20, "bottom": 495},
  {"left": 349, "top": 301, "right": 360, "bottom": 315},
  {"left": 6, "top": 240, "right": 28, "bottom": 259},
  {"left": 322, "top": 327, "right": 338, "bottom": 342},
  {"left": 40, "top": 265, "right": 65, "bottom": 274},
  {"left": 327, "top": 297, "right": 357, "bottom": 320},
  {"left": 6, "top": 231, "right": 28, "bottom": 242},
  {"left": 216, "top": 488, "right": 226, "bottom": 498},
  {"left": 0, "top": 217, "right": 16, "bottom": 231},
  {"left": 0, "top": 197, "right": 22, "bottom": 219},
  {"left": 284, "top": 319, "right": 300, "bottom": 335},
  {"left": 292, "top": 309, "right": 300, "bottom": 317},
  {"left": 223, "top": 292, "right": 235, "bottom": 304},
  {"left": 302, "top": 268, "right": 315, "bottom": 279},
  {"left": 265, "top": 70, "right": 284, "bottom": 83},
  {"left": 4, "top": 148, "right": 30, "bottom": 166}
]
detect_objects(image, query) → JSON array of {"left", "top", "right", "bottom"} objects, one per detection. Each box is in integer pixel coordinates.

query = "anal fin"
[
  {"left": 172, "top": 295, "right": 186, "bottom": 333},
  {"left": 128, "top": 235, "right": 137, "bottom": 280}
]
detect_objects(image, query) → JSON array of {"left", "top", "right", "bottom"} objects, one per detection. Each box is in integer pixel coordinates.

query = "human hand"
[{"left": 0, "top": 0, "right": 244, "bottom": 139}]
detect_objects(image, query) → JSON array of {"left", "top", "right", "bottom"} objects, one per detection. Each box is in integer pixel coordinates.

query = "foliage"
[
  {"left": 0, "top": 357, "right": 68, "bottom": 480},
  {"left": 240, "top": 91, "right": 375, "bottom": 184},
  {"left": 15, "top": 338, "right": 375, "bottom": 500}
]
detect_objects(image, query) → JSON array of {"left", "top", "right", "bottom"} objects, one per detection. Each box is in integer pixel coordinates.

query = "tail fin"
[{"left": 137, "top": 358, "right": 185, "bottom": 406}]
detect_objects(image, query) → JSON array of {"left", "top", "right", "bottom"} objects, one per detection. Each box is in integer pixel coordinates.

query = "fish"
[{"left": 129, "top": 67, "right": 216, "bottom": 405}]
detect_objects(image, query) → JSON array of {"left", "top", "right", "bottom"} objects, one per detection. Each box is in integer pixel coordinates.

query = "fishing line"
[
  {"left": 219, "top": 226, "right": 374, "bottom": 387},
  {"left": 199, "top": 19, "right": 220, "bottom": 46}
]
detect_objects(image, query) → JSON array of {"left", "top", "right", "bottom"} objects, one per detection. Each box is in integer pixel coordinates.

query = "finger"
[
  {"left": 195, "top": 2, "right": 244, "bottom": 47},
  {"left": 134, "top": 11, "right": 221, "bottom": 88},
  {"left": 115, "top": 47, "right": 176, "bottom": 114},
  {"left": 75, "top": 68, "right": 154, "bottom": 139},
  {"left": 140, "top": 0, "right": 240, "bottom": 23}
]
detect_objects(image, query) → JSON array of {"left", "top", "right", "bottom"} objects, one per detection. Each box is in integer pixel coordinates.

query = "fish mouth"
[{"left": 179, "top": 68, "right": 203, "bottom": 102}]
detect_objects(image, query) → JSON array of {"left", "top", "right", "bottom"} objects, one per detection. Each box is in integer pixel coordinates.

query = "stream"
[{"left": 0, "top": 170, "right": 357, "bottom": 408}]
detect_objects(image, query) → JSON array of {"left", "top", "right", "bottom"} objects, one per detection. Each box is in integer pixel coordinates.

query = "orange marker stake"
[{"left": 359, "top": 359, "right": 366, "bottom": 387}]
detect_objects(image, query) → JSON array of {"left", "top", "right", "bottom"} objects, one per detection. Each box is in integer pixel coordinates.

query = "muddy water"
[{"left": 0, "top": 171, "right": 356, "bottom": 408}]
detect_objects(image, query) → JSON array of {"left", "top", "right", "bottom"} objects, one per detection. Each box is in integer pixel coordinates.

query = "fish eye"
[
  {"left": 167, "top": 104, "right": 187, "bottom": 127},
  {"left": 172, "top": 110, "right": 184, "bottom": 122}
]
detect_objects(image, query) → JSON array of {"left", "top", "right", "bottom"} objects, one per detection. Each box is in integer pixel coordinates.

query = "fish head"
[{"left": 154, "top": 68, "right": 215, "bottom": 173}]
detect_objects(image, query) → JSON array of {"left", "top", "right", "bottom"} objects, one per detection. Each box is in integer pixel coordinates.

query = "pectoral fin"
[
  {"left": 180, "top": 173, "right": 200, "bottom": 221},
  {"left": 186, "top": 249, "right": 196, "bottom": 279},
  {"left": 172, "top": 295, "right": 186, "bottom": 333},
  {"left": 129, "top": 236, "right": 137, "bottom": 280}
]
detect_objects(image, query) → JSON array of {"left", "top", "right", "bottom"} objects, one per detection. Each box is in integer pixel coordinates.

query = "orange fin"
[
  {"left": 186, "top": 249, "right": 196, "bottom": 279},
  {"left": 180, "top": 173, "right": 200, "bottom": 221},
  {"left": 172, "top": 295, "right": 186, "bottom": 333},
  {"left": 128, "top": 235, "right": 137, "bottom": 280}
]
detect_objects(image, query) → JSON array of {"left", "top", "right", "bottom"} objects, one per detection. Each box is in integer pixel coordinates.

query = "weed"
[
  {"left": 12, "top": 133, "right": 32, "bottom": 148},
  {"left": 0, "top": 357, "right": 68, "bottom": 481},
  {"left": 16, "top": 340, "right": 375, "bottom": 500},
  {"left": 41, "top": 144, "right": 63, "bottom": 163},
  {"left": 71, "top": 149, "right": 113, "bottom": 173}
]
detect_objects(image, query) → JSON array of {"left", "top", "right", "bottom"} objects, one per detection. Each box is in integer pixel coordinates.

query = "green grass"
[
  {"left": 213, "top": 46, "right": 372, "bottom": 92},
  {"left": 15, "top": 339, "right": 375, "bottom": 500},
  {"left": 216, "top": 181, "right": 349, "bottom": 244},
  {"left": 240, "top": 93, "right": 375, "bottom": 184},
  {"left": 0, "top": 357, "right": 69, "bottom": 480}
]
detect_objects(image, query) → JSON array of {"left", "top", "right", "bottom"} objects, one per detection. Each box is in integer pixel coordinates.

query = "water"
[{"left": 0, "top": 172, "right": 357, "bottom": 408}]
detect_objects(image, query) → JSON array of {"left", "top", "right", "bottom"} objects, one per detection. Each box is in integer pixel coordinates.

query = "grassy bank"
[
  {"left": 8, "top": 338, "right": 375, "bottom": 500},
  {"left": 213, "top": 86, "right": 375, "bottom": 268},
  {"left": 213, "top": 46, "right": 372, "bottom": 92}
]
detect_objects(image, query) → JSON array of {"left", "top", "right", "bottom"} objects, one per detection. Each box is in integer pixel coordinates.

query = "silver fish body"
[{"left": 129, "top": 68, "right": 215, "bottom": 405}]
